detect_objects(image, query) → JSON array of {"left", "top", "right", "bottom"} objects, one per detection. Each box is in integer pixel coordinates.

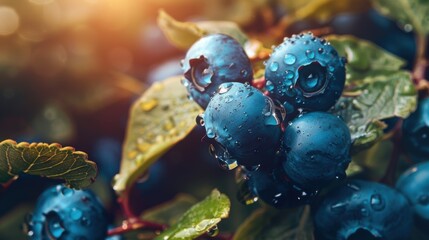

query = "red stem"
[
  {"left": 107, "top": 218, "right": 167, "bottom": 236},
  {"left": 118, "top": 186, "right": 136, "bottom": 219}
]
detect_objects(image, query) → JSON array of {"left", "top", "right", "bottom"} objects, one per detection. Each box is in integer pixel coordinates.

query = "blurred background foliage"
[{"left": 0, "top": 0, "right": 418, "bottom": 238}]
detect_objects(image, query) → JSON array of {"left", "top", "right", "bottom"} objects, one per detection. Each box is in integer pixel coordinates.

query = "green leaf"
[
  {"left": 157, "top": 10, "right": 248, "bottom": 50},
  {"left": 155, "top": 189, "right": 231, "bottom": 240},
  {"left": 234, "top": 207, "right": 313, "bottom": 240},
  {"left": 113, "top": 76, "right": 202, "bottom": 194},
  {"left": 0, "top": 140, "right": 97, "bottom": 189},
  {"left": 326, "top": 35, "right": 417, "bottom": 151},
  {"left": 142, "top": 194, "right": 198, "bottom": 225},
  {"left": 373, "top": 0, "right": 429, "bottom": 35},
  {"left": 327, "top": 35, "right": 406, "bottom": 84}
]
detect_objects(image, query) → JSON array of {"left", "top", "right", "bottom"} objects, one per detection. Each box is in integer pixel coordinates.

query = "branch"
[{"left": 107, "top": 218, "right": 167, "bottom": 236}]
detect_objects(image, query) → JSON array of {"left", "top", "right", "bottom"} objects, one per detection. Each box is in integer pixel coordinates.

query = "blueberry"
[
  {"left": 182, "top": 34, "right": 253, "bottom": 108},
  {"left": 240, "top": 165, "right": 318, "bottom": 208},
  {"left": 402, "top": 98, "right": 429, "bottom": 162},
  {"left": 203, "top": 82, "right": 284, "bottom": 169},
  {"left": 396, "top": 161, "right": 429, "bottom": 231},
  {"left": 282, "top": 112, "right": 351, "bottom": 190},
  {"left": 26, "top": 185, "right": 107, "bottom": 240},
  {"left": 265, "top": 33, "right": 346, "bottom": 112},
  {"left": 313, "top": 180, "right": 413, "bottom": 240}
]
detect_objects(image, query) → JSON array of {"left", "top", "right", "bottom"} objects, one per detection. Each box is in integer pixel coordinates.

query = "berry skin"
[
  {"left": 27, "top": 185, "right": 107, "bottom": 240},
  {"left": 282, "top": 112, "right": 351, "bottom": 190},
  {"left": 182, "top": 34, "right": 253, "bottom": 108},
  {"left": 241, "top": 165, "right": 318, "bottom": 208},
  {"left": 203, "top": 82, "right": 283, "bottom": 168},
  {"left": 396, "top": 161, "right": 429, "bottom": 231},
  {"left": 313, "top": 180, "right": 413, "bottom": 240},
  {"left": 264, "top": 33, "right": 346, "bottom": 112},
  {"left": 402, "top": 98, "right": 429, "bottom": 162}
]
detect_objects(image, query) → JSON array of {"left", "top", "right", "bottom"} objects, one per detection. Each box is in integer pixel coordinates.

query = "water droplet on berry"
[
  {"left": 209, "top": 143, "right": 238, "bottom": 170},
  {"left": 266, "top": 80, "right": 274, "bottom": 91},
  {"left": 70, "top": 208, "right": 83, "bottom": 221},
  {"left": 284, "top": 54, "right": 297, "bottom": 65},
  {"left": 328, "top": 65, "right": 335, "bottom": 72},
  {"left": 224, "top": 95, "right": 233, "bottom": 103},
  {"left": 218, "top": 83, "right": 233, "bottom": 94},
  {"left": 418, "top": 194, "right": 429, "bottom": 205},
  {"left": 240, "top": 69, "right": 248, "bottom": 77},
  {"left": 305, "top": 50, "right": 315, "bottom": 59},
  {"left": 285, "top": 70, "right": 294, "bottom": 80},
  {"left": 206, "top": 128, "right": 215, "bottom": 138},
  {"left": 370, "top": 194, "right": 385, "bottom": 211},
  {"left": 60, "top": 187, "right": 74, "bottom": 196},
  {"left": 318, "top": 48, "right": 324, "bottom": 54},
  {"left": 269, "top": 61, "right": 279, "bottom": 72},
  {"left": 206, "top": 225, "right": 219, "bottom": 237}
]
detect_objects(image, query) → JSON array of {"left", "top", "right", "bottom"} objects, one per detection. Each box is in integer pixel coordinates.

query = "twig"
[
  {"left": 107, "top": 218, "right": 167, "bottom": 236},
  {"left": 412, "top": 33, "right": 428, "bottom": 84},
  {"left": 118, "top": 186, "right": 137, "bottom": 219}
]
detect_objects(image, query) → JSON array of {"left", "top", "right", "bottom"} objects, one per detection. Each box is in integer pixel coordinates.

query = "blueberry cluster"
[{"left": 181, "top": 32, "right": 351, "bottom": 208}]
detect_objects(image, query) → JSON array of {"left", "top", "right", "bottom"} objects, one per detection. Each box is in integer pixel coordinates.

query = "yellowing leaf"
[
  {"left": 113, "top": 76, "right": 202, "bottom": 194},
  {"left": 155, "top": 189, "right": 230, "bottom": 240},
  {"left": 0, "top": 140, "right": 97, "bottom": 189},
  {"left": 373, "top": 0, "right": 429, "bottom": 35},
  {"left": 157, "top": 10, "right": 248, "bottom": 50}
]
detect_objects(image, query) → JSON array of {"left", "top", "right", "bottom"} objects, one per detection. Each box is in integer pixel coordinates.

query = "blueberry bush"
[{"left": 1, "top": 0, "right": 429, "bottom": 239}]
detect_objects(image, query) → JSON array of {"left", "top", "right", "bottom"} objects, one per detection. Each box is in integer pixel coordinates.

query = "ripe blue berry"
[
  {"left": 396, "top": 161, "right": 429, "bottom": 230},
  {"left": 402, "top": 97, "right": 429, "bottom": 162},
  {"left": 182, "top": 34, "right": 253, "bottom": 108},
  {"left": 265, "top": 33, "right": 345, "bottom": 112},
  {"left": 313, "top": 180, "right": 413, "bottom": 240},
  {"left": 203, "top": 82, "right": 284, "bottom": 169},
  {"left": 240, "top": 165, "right": 318, "bottom": 208},
  {"left": 26, "top": 185, "right": 107, "bottom": 240},
  {"left": 282, "top": 112, "right": 351, "bottom": 190}
]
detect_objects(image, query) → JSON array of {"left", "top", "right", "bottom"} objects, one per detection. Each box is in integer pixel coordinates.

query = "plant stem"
[
  {"left": 413, "top": 33, "right": 428, "bottom": 84},
  {"left": 107, "top": 218, "right": 167, "bottom": 236},
  {"left": 118, "top": 186, "right": 137, "bottom": 218}
]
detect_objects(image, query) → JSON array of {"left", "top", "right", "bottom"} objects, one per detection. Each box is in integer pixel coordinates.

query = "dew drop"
[
  {"left": 284, "top": 54, "right": 297, "bottom": 65},
  {"left": 370, "top": 194, "right": 385, "bottom": 211},
  {"left": 328, "top": 65, "right": 335, "bottom": 72},
  {"left": 285, "top": 70, "right": 294, "bottom": 80},
  {"left": 206, "top": 128, "right": 215, "bottom": 138},
  {"left": 318, "top": 48, "right": 324, "bottom": 54},
  {"left": 266, "top": 80, "right": 274, "bottom": 92},
  {"left": 70, "top": 208, "right": 83, "bottom": 221},
  {"left": 141, "top": 99, "right": 158, "bottom": 112},
  {"left": 240, "top": 69, "right": 248, "bottom": 77},
  {"left": 224, "top": 95, "right": 233, "bottom": 103},
  {"left": 206, "top": 225, "right": 219, "bottom": 237},
  {"left": 305, "top": 50, "right": 315, "bottom": 59},
  {"left": 347, "top": 183, "right": 360, "bottom": 191},
  {"left": 218, "top": 83, "right": 233, "bottom": 94},
  {"left": 269, "top": 61, "right": 279, "bottom": 72},
  {"left": 45, "top": 211, "right": 65, "bottom": 239}
]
